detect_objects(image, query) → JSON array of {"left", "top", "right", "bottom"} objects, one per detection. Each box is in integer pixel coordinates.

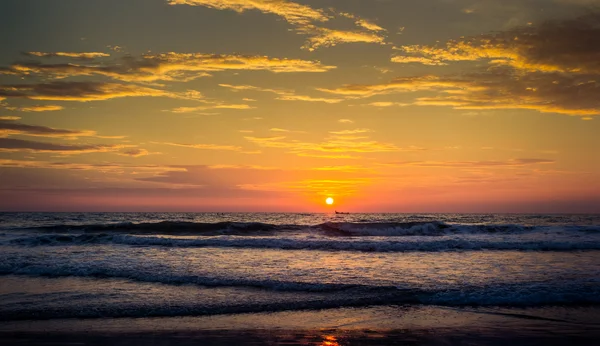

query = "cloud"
[
  {"left": 338, "top": 119, "right": 354, "bottom": 124},
  {"left": 219, "top": 83, "right": 343, "bottom": 103},
  {"left": 0, "top": 120, "right": 98, "bottom": 138},
  {"left": 312, "top": 165, "right": 372, "bottom": 172},
  {"left": 321, "top": 72, "right": 600, "bottom": 117},
  {"left": 4, "top": 105, "right": 64, "bottom": 112},
  {"left": 390, "top": 55, "right": 447, "bottom": 66},
  {"left": 168, "top": 102, "right": 255, "bottom": 113},
  {"left": 134, "top": 164, "right": 292, "bottom": 190},
  {"left": 142, "top": 52, "right": 336, "bottom": 74},
  {"left": 219, "top": 84, "right": 288, "bottom": 93},
  {"left": 318, "top": 75, "right": 470, "bottom": 98},
  {"left": 412, "top": 72, "right": 600, "bottom": 116},
  {"left": 269, "top": 128, "right": 305, "bottom": 133},
  {"left": 3, "top": 53, "right": 335, "bottom": 83},
  {"left": 329, "top": 128, "right": 372, "bottom": 135},
  {"left": 386, "top": 158, "right": 556, "bottom": 168},
  {"left": 119, "top": 149, "right": 154, "bottom": 157},
  {"left": 153, "top": 141, "right": 245, "bottom": 152},
  {"left": 0, "top": 138, "right": 128, "bottom": 154},
  {"left": 167, "top": 0, "right": 330, "bottom": 26},
  {"left": 0, "top": 159, "right": 182, "bottom": 174},
  {"left": 554, "top": 0, "right": 600, "bottom": 6},
  {"left": 168, "top": 1, "right": 386, "bottom": 50},
  {"left": 23, "top": 52, "right": 110, "bottom": 59},
  {"left": 300, "top": 27, "right": 386, "bottom": 51},
  {"left": 355, "top": 19, "right": 386, "bottom": 32},
  {"left": 391, "top": 13, "right": 600, "bottom": 74},
  {"left": 0, "top": 116, "right": 21, "bottom": 120},
  {"left": 244, "top": 133, "right": 421, "bottom": 154},
  {"left": 366, "top": 101, "right": 410, "bottom": 107},
  {"left": 296, "top": 152, "right": 362, "bottom": 159},
  {"left": 337, "top": 12, "right": 386, "bottom": 32},
  {"left": 0, "top": 81, "right": 201, "bottom": 102},
  {"left": 275, "top": 94, "right": 343, "bottom": 103}
]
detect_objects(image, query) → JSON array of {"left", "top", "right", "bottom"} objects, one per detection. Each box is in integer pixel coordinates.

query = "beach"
[{"left": 2, "top": 305, "right": 600, "bottom": 345}]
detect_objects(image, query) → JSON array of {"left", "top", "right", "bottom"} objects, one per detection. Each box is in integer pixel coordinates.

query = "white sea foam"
[{"left": 5, "top": 231, "right": 600, "bottom": 252}]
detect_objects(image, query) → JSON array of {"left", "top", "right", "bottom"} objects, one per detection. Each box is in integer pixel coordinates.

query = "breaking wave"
[
  {"left": 11, "top": 220, "right": 600, "bottom": 236},
  {"left": 6, "top": 232, "right": 600, "bottom": 252}
]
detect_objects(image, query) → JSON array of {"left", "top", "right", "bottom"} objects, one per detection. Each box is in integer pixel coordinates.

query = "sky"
[{"left": 0, "top": 0, "right": 599, "bottom": 213}]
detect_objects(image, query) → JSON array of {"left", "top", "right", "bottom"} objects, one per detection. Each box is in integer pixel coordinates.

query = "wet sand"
[{"left": 1, "top": 305, "right": 599, "bottom": 345}]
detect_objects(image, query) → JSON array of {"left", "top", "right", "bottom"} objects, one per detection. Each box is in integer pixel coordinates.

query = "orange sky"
[{"left": 0, "top": 0, "right": 599, "bottom": 212}]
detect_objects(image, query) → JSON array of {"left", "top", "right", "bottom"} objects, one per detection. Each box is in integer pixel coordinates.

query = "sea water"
[{"left": 0, "top": 212, "right": 599, "bottom": 342}]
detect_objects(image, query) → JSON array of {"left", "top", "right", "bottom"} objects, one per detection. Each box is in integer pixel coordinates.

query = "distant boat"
[{"left": 335, "top": 211, "right": 350, "bottom": 215}]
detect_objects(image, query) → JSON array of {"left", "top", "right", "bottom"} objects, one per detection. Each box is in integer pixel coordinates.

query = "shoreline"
[{"left": 2, "top": 305, "right": 599, "bottom": 345}]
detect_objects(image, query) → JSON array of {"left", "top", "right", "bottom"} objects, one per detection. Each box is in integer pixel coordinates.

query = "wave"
[
  {"left": 11, "top": 220, "right": 600, "bottom": 236},
  {"left": 16, "top": 221, "right": 292, "bottom": 235},
  {"left": 6, "top": 232, "right": 600, "bottom": 252},
  {"left": 0, "top": 272, "right": 598, "bottom": 321},
  {"left": 0, "top": 264, "right": 373, "bottom": 292}
]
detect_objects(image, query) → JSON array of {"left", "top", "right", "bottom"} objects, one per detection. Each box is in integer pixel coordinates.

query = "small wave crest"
[
  {"left": 7, "top": 233, "right": 600, "bottom": 252},
  {"left": 14, "top": 220, "right": 600, "bottom": 236},
  {"left": 18, "top": 221, "right": 298, "bottom": 235}
]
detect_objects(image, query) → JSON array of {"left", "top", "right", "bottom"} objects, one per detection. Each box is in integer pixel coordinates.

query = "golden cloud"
[
  {"left": 167, "top": 0, "right": 330, "bottom": 26},
  {"left": 391, "top": 14, "right": 600, "bottom": 74},
  {"left": 0, "top": 120, "right": 98, "bottom": 138},
  {"left": 244, "top": 132, "right": 421, "bottom": 154},
  {"left": 154, "top": 141, "right": 246, "bottom": 152},
  {"left": 386, "top": 159, "right": 556, "bottom": 168},
  {"left": 219, "top": 83, "right": 343, "bottom": 103},
  {"left": 321, "top": 73, "right": 600, "bottom": 117},
  {"left": 119, "top": 149, "right": 154, "bottom": 157},
  {"left": 301, "top": 27, "right": 386, "bottom": 51},
  {"left": 168, "top": 0, "right": 386, "bottom": 50},
  {"left": 169, "top": 103, "right": 255, "bottom": 113},
  {"left": 24, "top": 52, "right": 110, "bottom": 59},
  {"left": 5, "top": 105, "right": 64, "bottom": 112},
  {"left": 317, "top": 75, "right": 473, "bottom": 98},
  {"left": 3, "top": 53, "right": 335, "bottom": 83},
  {"left": 0, "top": 159, "right": 182, "bottom": 173},
  {"left": 366, "top": 102, "right": 410, "bottom": 107},
  {"left": 0, "top": 81, "right": 203, "bottom": 102},
  {"left": 0, "top": 138, "right": 130, "bottom": 154}
]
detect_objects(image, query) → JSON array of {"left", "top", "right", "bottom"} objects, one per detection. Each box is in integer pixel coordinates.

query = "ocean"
[{"left": 1, "top": 212, "right": 599, "bottom": 345}]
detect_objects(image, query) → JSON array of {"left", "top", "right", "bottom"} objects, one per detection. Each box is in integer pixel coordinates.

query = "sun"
[{"left": 326, "top": 197, "right": 334, "bottom": 205}]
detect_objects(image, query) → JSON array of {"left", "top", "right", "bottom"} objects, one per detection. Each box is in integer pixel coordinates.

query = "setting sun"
[{"left": 326, "top": 197, "right": 334, "bottom": 205}]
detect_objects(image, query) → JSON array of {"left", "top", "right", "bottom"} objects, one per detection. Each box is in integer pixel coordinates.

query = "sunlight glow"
[{"left": 326, "top": 197, "right": 334, "bottom": 205}]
